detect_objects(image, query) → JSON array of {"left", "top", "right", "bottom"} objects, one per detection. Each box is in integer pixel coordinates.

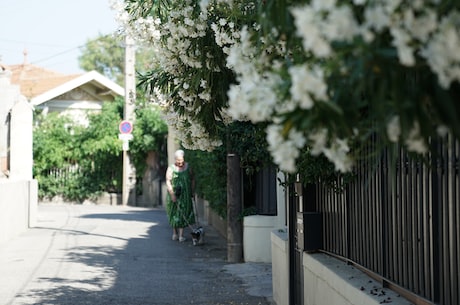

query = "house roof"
[{"left": 7, "top": 63, "right": 124, "bottom": 106}]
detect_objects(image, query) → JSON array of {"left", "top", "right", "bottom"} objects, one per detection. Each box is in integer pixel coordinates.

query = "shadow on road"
[{"left": 12, "top": 206, "right": 270, "bottom": 305}]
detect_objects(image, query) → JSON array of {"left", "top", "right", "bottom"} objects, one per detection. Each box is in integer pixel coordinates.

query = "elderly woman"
[{"left": 165, "top": 149, "right": 195, "bottom": 242}]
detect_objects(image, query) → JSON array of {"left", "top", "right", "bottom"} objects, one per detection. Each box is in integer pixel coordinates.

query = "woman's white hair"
[{"left": 174, "top": 149, "right": 185, "bottom": 159}]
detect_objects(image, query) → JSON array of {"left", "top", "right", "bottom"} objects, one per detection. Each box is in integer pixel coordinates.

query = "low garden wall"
[{"left": 0, "top": 179, "right": 37, "bottom": 245}]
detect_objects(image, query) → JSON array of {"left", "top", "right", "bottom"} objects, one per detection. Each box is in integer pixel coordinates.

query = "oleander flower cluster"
[
  {"left": 114, "top": 0, "right": 460, "bottom": 174},
  {"left": 223, "top": 0, "right": 460, "bottom": 172},
  {"left": 112, "top": 0, "right": 228, "bottom": 151}
]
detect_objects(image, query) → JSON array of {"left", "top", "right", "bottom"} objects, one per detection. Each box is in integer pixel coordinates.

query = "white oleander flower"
[
  {"left": 289, "top": 64, "right": 328, "bottom": 110},
  {"left": 228, "top": 72, "right": 279, "bottom": 122},
  {"left": 403, "top": 8, "right": 437, "bottom": 43},
  {"left": 199, "top": 0, "right": 210, "bottom": 13},
  {"left": 266, "top": 124, "right": 306, "bottom": 173},
  {"left": 405, "top": 121, "right": 428, "bottom": 154},
  {"left": 422, "top": 11, "right": 460, "bottom": 89},
  {"left": 386, "top": 115, "right": 401, "bottom": 143},
  {"left": 383, "top": 0, "right": 402, "bottom": 15},
  {"left": 390, "top": 27, "right": 415, "bottom": 66},
  {"left": 364, "top": 4, "right": 390, "bottom": 33},
  {"left": 226, "top": 24, "right": 283, "bottom": 123},
  {"left": 291, "top": 5, "right": 332, "bottom": 58},
  {"left": 323, "top": 6, "right": 359, "bottom": 42},
  {"left": 309, "top": 129, "right": 328, "bottom": 156},
  {"left": 323, "top": 138, "right": 353, "bottom": 173},
  {"left": 436, "top": 125, "right": 449, "bottom": 137},
  {"left": 311, "top": 0, "right": 337, "bottom": 11}
]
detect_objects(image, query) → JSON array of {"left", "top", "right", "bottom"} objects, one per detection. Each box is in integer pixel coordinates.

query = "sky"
[{"left": 0, "top": 0, "right": 120, "bottom": 74}]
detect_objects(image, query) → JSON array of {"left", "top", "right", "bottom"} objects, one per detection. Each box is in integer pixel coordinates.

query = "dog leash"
[
  {"left": 175, "top": 196, "right": 204, "bottom": 246},
  {"left": 191, "top": 197, "right": 200, "bottom": 227},
  {"left": 176, "top": 196, "right": 200, "bottom": 231}
]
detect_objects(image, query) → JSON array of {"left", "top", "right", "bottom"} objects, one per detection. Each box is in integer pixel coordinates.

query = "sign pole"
[{"left": 122, "top": 34, "right": 136, "bottom": 206}]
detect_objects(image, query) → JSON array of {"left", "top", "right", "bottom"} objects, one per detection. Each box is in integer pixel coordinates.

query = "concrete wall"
[
  {"left": 271, "top": 229, "right": 289, "bottom": 305},
  {"left": 0, "top": 180, "right": 38, "bottom": 245},
  {"left": 244, "top": 215, "right": 279, "bottom": 262},
  {"left": 243, "top": 171, "right": 286, "bottom": 263},
  {"left": 270, "top": 229, "right": 413, "bottom": 305},
  {"left": 302, "top": 253, "right": 413, "bottom": 305}
]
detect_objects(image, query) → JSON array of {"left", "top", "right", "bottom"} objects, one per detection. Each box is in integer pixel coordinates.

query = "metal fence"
[
  {"left": 43, "top": 162, "right": 122, "bottom": 195},
  {"left": 47, "top": 165, "right": 81, "bottom": 183},
  {"left": 315, "top": 136, "right": 460, "bottom": 305}
]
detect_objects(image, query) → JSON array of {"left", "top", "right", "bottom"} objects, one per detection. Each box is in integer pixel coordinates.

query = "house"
[
  {"left": 0, "top": 54, "right": 132, "bottom": 242},
  {"left": 8, "top": 60, "right": 124, "bottom": 125}
]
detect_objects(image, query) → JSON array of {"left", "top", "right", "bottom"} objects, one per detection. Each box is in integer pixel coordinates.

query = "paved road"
[{"left": 0, "top": 204, "right": 273, "bottom": 305}]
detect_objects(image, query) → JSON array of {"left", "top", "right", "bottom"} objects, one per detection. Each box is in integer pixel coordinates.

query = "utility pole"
[{"left": 122, "top": 34, "right": 136, "bottom": 206}]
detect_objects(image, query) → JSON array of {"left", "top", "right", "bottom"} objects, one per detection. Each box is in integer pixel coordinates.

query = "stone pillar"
[
  {"left": 0, "top": 68, "right": 20, "bottom": 178},
  {"left": 9, "top": 96, "right": 33, "bottom": 180}
]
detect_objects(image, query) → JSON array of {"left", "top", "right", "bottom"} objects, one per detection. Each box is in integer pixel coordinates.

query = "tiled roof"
[{"left": 7, "top": 64, "right": 82, "bottom": 99}]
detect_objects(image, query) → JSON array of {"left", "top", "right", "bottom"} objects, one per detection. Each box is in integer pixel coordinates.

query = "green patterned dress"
[{"left": 166, "top": 163, "right": 195, "bottom": 228}]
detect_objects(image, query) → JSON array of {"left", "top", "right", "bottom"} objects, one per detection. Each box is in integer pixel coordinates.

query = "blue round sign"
[{"left": 119, "top": 120, "right": 133, "bottom": 134}]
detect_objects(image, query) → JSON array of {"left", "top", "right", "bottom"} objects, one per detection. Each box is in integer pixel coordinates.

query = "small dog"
[{"left": 191, "top": 227, "right": 205, "bottom": 246}]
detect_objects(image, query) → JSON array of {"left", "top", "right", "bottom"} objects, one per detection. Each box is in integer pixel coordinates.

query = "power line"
[
  {"left": 30, "top": 45, "right": 84, "bottom": 65},
  {"left": 1, "top": 34, "right": 117, "bottom": 67},
  {"left": 30, "top": 34, "right": 117, "bottom": 65}
]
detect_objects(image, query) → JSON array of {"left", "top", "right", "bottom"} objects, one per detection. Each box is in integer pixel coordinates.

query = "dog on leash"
[{"left": 191, "top": 227, "right": 205, "bottom": 246}]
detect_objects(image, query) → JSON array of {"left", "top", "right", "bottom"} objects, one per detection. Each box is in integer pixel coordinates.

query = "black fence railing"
[{"left": 314, "top": 136, "right": 460, "bottom": 305}]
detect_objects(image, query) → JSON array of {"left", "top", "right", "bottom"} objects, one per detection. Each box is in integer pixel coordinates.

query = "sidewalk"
[{"left": 0, "top": 203, "right": 274, "bottom": 305}]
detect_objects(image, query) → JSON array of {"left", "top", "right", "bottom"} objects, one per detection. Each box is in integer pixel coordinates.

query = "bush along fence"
[{"left": 37, "top": 161, "right": 122, "bottom": 202}]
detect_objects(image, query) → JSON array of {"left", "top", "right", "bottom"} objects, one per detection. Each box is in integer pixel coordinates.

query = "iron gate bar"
[
  {"left": 313, "top": 135, "right": 459, "bottom": 304},
  {"left": 456, "top": 139, "right": 460, "bottom": 305}
]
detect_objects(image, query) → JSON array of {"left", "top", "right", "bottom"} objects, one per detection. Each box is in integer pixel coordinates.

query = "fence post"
[{"left": 227, "top": 152, "right": 242, "bottom": 263}]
